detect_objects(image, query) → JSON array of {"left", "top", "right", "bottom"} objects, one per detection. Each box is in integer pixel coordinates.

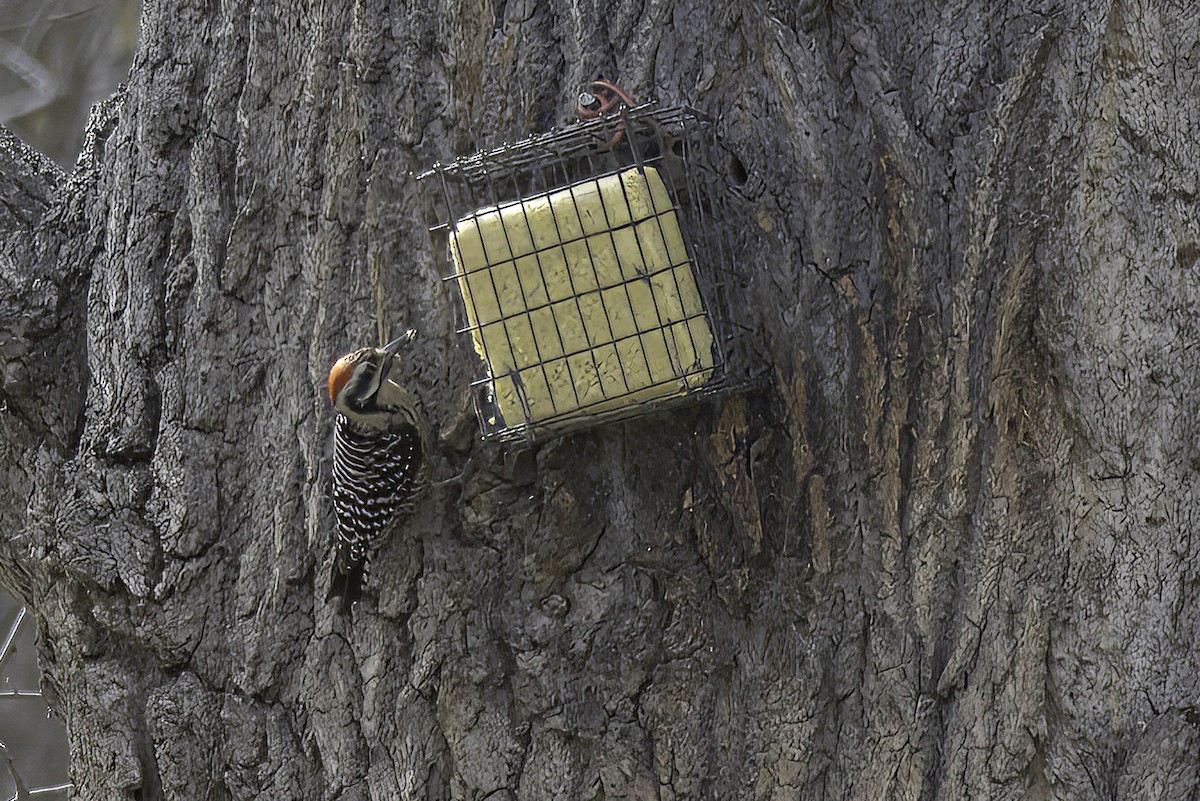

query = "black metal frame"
[{"left": 418, "top": 103, "right": 759, "bottom": 444}]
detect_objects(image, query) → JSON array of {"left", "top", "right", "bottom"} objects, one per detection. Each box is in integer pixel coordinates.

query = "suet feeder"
[{"left": 418, "top": 98, "right": 760, "bottom": 445}]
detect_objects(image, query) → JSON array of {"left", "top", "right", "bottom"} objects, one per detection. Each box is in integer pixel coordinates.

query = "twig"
[
  {"left": 0, "top": 43, "right": 58, "bottom": 120},
  {"left": 0, "top": 738, "right": 30, "bottom": 800},
  {"left": 0, "top": 608, "right": 26, "bottom": 675},
  {"left": 28, "top": 783, "right": 73, "bottom": 797}
]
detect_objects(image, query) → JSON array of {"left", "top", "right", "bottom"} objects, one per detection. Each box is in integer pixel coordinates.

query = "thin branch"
[
  {"left": 0, "top": 608, "right": 25, "bottom": 675},
  {"left": 0, "top": 7, "right": 98, "bottom": 34},
  {"left": 0, "top": 691, "right": 42, "bottom": 700},
  {"left": 0, "top": 42, "right": 58, "bottom": 120},
  {"left": 0, "top": 738, "right": 29, "bottom": 801},
  {"left": 28, "top": 784, "right": 72, "bottom": 797}
]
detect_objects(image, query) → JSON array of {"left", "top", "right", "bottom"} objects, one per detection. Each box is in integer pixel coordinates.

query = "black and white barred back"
[{"left": 329, "top": 414, "right": 425, "bottom": 607}]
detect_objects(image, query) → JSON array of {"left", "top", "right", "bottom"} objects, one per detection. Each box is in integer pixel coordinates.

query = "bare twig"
[
  {"left": 0, "top": 43, "right": 58, "bottom": 120},
  {"left": 0, "top": 608, "right": 26, "bottom": 675},
  {"left": 0, "top": 8, "right": 98, "bottom": 35},
  {"left": 27, "top": 783, "right": 72, "bottom": 797},
  {"left": 0, "top": 738, "right": 30, "bottom": 800}
]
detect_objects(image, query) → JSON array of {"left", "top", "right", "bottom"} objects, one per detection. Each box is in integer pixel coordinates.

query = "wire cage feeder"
[{"left": 419, "top": 102, "right": 760, "bottom": 445}]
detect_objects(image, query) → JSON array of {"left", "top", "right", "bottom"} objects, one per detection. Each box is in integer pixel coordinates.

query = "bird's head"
[{"left": 328, "top": 330, "right": 417, "bottom": 425}]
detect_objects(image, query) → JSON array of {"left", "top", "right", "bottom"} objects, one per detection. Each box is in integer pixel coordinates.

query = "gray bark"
[{"left": 2, "top": 0, "right": 1199, "bottom": 799}]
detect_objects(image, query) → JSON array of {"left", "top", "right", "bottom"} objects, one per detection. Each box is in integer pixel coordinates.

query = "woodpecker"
[{"left": 326, "top": 330, "right": 429, "bottom": 612}]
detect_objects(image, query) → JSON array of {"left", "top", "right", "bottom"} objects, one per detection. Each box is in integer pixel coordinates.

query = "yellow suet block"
[{"left": 451, "top": 166, "right": 715, "bottom": 429}]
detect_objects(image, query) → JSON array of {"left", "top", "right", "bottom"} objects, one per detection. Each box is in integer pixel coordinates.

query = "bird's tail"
[{"left": 327, "top": 561, "right": 364, "bottom": 614}]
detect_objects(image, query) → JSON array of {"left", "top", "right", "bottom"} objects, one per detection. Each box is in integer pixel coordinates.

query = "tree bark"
[{"left": 2, "top": 0, "right": 1198, "bottom": 799}]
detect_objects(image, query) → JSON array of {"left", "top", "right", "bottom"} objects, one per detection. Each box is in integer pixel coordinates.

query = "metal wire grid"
[
  {"left": 451, "top": 165, "right": 713, "bottom": 431},
  {"left": 419, "top": 103, "right": 758, "bottom": 444}
]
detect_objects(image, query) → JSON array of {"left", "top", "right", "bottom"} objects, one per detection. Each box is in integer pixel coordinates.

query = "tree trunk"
[{"left": 2, "top": 0, "right": 1198, "bottom": 799}]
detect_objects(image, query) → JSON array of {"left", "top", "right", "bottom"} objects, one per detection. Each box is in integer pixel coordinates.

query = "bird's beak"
[
  {"left": 373, "top": 329, "right": 416, "bottom": 392},
  {"left": 382, "top": 329, "right": 417, "bottom": 360}
]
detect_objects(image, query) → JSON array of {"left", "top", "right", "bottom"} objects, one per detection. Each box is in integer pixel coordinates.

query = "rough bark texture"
[{"left": 1, "top": 0, "right": 1198, "bottom": 799}]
